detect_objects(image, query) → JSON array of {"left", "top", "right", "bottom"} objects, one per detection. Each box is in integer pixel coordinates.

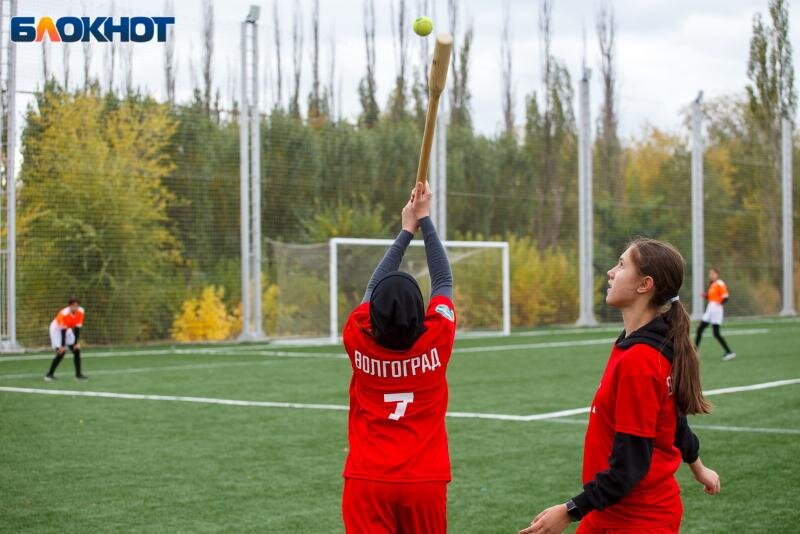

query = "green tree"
[
  {"left": 387, "top": 0, "right": 410, "bottom": 121},
  {"left": 520, "top": 0, "right": 579, "bottom": 253},
  {"left": 523, "top": 66, "right": 578, "bottom": 252},
  {"left": 262, "top": 108, "right": 322, "bottom": 242},
  {"left": 593, "top": 1, "right": 627, "bottom": 283},
  {"left": 18, "top": 85, "right": 183, "bottom": 344},
  {"left": 358, "top": 0, "right": 380, "bottom": 128},
  {"left": 745, "top": 0, "right": 796, "bottom": 281},
  {"left": 447, "top": 0, "right": 473, "bottom": 129},
  {"left": 449, "top": 26, "right": 473, "bottom": 129},
  {"left": 164, "top": 94, "right": 240, "bottom": 276},
  {"left": 446, "top": 127, "right": 499, "bottom": 236}
]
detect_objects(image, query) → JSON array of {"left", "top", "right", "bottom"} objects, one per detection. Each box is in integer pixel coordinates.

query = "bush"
[
  {"left": 508, "top": 236, "right": 578, "bottom": 326},
  {"left": 171, "top": 286, "right": 235, "bottom": 342},
  {"left": 230, "top": 283, "right": 281, "bottom": 337}
]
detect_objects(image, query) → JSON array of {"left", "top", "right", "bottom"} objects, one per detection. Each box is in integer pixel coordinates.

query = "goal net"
[{"left": 269, "top": 238, "right": 510, "bottom": 342}]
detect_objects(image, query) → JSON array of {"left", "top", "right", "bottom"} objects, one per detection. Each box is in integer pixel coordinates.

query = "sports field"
[{"left": 1, "top": 318, "right": 798, "bottom": 533}]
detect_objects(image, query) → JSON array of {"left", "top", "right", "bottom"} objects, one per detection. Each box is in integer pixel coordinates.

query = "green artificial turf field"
[{"left": 1, "top": 318, "right": 798, "bottom": 533}]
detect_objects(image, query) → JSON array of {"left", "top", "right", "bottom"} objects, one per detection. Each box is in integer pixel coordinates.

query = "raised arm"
[
  {"left": 419, "top": 217, "right": 452, "bottom": 299},
  {"left": 361, "top": 230, "right": 414, "bottom": 303},
  {"left": 361, "top": 189, "right": 420, "bottom": 303},
  {"left": 412, "top": 183, "right": 452, "bottom": 299}
]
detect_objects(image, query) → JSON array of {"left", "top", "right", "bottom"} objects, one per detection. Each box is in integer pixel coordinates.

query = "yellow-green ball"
[{"left": 413, "top": 16, "right": 433, "bottom": 36}]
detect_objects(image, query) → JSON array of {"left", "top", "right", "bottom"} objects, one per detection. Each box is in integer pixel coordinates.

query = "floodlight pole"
[
  {"left": 329, "top": 239, "right": 338, "bottom": 344},
  {"left": 576, "top": 67, "right": 597, "bottom": 326},
  {"left": 430, "top": 110, "right": 448, "bottom": 239},
  {"left": 780, "top": 118, "right": 796, "bottom": 316},
  {"left": 1, "top": 0, "right": 22, "bottom": 352},
  {"left": 0, "top": 0, "right": 6, "bottom": 347},
  {"left": 250, "top": 14, "right": 265, "bottom": 338},
  {"left": 691, "top": 92, "right": 704, "bottom": 320},
  {"left": 239, "top": 6, "right": 266, "bottom": 341},
  {"left": 239, "top": 21, "right": 252, "bottom": 340}
]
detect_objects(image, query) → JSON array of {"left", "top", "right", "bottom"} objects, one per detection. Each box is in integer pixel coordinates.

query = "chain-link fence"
[{"left": 2, "top": 0, "right": 798, "bottom": 349}]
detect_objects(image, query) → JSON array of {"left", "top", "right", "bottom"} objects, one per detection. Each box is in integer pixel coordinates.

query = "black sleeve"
[
  {"left": 362, "top": 230, "right": 414, "bottom": 303},
  {"left": 73, "top": 326, "right": 81, "bottom": 343},
  {"left": 571, "top": 432, "right": 654, "bottom": 517},
  {"left": 60, "top": 329, "right": 66, "bottom": 347},
  {"left": 674, "top": 415, "right": 700, "bottom": 464},
  {"left": 418, "top": 216, "right": 453, "bottom": 299}
]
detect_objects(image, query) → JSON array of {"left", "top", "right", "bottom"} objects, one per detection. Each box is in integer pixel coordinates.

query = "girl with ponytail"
[{"left": 522, "top": 238, "right": 720, "bottom": 534}]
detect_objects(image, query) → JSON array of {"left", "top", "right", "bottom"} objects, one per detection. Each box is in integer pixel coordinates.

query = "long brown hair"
[{"left": 629, "top": 238, "right": 711, "bottom": 415}]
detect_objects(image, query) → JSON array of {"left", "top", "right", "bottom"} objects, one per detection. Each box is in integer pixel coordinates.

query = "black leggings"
[
  {"left": 46, "top": 345, "right": 82, "bottom": 376},
  {"left": 695, "top": 321, "right": 732, "bottom": 353}
]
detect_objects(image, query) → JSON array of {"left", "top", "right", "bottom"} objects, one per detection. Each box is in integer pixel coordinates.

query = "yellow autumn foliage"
[
  {"left": 451, "top": 234, "right": 579, "bottom": 328},
  {"left": 230, "top": 283, "right": 281, "bottom": 337},
  {"left": 508, "top": 236, "right": 579, "bottom": 326},
  {"left": 171, "top": 286, "right": 235, "bottom": 342}
]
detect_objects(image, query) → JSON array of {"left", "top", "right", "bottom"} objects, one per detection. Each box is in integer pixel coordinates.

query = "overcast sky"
[{"left": 13, "top": 0, "right": 800, "bottom": 139}]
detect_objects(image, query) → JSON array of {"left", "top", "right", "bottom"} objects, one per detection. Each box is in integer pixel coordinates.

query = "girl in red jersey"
[
  {"left": 341, "top": 182, "right": 455, "bottom": 534},
  {"left": 521, "top": 238, "right": 720, "bottom": 534}
]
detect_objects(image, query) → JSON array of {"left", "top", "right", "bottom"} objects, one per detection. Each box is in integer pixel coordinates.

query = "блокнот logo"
[{"left": 11, "top": 16, "right": 175, "bottom": 42}]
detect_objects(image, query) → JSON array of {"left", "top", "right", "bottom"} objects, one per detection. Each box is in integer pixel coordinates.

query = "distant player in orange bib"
[
  {"left": 341, "top": 182, "right": 455, "bottom": 534},
  {"left": 695, "top": 268, "right": 735, "bottom": 361},
  {"left": 45, "top": 298, "right": 88, "bottom": 381}
]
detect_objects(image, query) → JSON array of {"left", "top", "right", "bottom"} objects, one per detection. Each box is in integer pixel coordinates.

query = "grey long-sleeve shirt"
[{"left": 361, "top": 216, "right": 453, "bottom": 303}]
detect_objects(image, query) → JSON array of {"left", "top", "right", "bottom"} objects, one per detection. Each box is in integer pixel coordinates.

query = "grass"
[{"left": 1, "top": 318, "right": 799, "bottom": 532}]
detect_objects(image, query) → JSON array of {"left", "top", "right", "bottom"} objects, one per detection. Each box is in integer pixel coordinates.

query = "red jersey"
[
  {"left": 54, "top": 306, "right": 85, "bottom": 329},
  {"left": 582, "top": 339, "right": 683, "bottom": 528},
  {"left": 342, "top": 295, "right": 456, "bottom": 483}
]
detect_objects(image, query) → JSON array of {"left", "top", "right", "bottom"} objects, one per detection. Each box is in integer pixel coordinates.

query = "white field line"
[
  {"left": 253, "top": 351, "right": 346, "bottom": 359},
  {"left": 455, "top": 338, "right": 612, "bottom": 353},
  {"left": 685, "top": 424, "right": 800, "bottom": 435},
  {"left": 0, "top": 360, "right": 280, "bottom": 380},
  {"left": 538, "top": 418, "right": 800, "bottom": 435},
  {"left": 453, "top": 327, "right": 767, "bottom": 354},
  {"left": 447, "top": 407, "right": 590, "bottom": 422},
  {"left": 1, "top": 377, "right": 797, "bottom": 435},
  {"left": 444, "top": 378, "right": 800, "bottom": 422},
  {"left": 703, "top": 378, "right": 800, "bottom": 396},
  {"left": 0, "top": 387, "right": 348, "bottom": 412},
  {"left": 0, "top": 328, "right": 771, "bottom": 363},
  {"left": 702, "top": 328, "right": 770, "bottom": 336},
  {"left": 0, "top": 348, "right": 346, "bottom": 362}
]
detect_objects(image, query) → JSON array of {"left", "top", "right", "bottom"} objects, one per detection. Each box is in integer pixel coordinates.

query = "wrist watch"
[{"left": 565, "top": 499, "right": 582, "bottom": 522}]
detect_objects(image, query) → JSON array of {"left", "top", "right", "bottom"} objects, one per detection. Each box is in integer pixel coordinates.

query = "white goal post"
[{"left": 329, "top": 237, "right": 511, "bottom": 343}]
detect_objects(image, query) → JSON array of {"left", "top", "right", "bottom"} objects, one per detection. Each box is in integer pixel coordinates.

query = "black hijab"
[{"left": 369, "top": 271, "right": 426, "bottom": 351}]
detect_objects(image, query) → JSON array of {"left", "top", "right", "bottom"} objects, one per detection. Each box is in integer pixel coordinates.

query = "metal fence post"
[
  {"left": 780, "top": 118, "right": 796, "bottom": 316},
  {"left": 576, "top": 67, "right": 596, "bottom": 326},
  {"left": 691, "top": 92, "right": 704, "bottom": 320}
]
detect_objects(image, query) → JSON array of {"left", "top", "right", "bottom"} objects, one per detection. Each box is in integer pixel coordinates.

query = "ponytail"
[
  {"left": 628, "top": 237, "right": 710, "bottom": 416},
  {"left": 664, "top": 300, "right": 711, "bottom": 415}
]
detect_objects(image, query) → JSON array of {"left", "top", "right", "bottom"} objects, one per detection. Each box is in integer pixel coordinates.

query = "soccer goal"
[
  {"left": 268, "top": 237, "right": 510, "bottom": 342},
  {"left": 328, "top": 237, "right": 510, "bottom": 343}
]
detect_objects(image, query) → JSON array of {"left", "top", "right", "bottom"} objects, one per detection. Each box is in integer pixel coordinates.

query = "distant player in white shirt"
[{"left": 695, "top": 268, "right": 735, "bottom": 361}]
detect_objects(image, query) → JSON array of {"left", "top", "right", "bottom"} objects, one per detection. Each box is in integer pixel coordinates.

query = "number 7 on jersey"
[{"left": 384, "top": 392, "right": 414, "bottom": 420}]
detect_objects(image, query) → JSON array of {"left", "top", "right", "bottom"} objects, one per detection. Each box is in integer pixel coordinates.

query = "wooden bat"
[{"left": 416, "top": 33, "right": 453, "bottom": 185}]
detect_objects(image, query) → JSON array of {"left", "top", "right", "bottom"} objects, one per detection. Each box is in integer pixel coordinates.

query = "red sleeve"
[
  {"left": 424, "top": 295, "right": 456, "bottom": 346},
  {"left": 342, "top": 302, "right": 370, "bottom": 354},
  {"left": 613, "top": 349, "right": 662, "bottom": 438}
]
